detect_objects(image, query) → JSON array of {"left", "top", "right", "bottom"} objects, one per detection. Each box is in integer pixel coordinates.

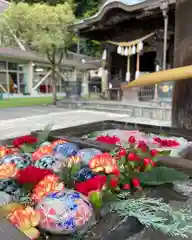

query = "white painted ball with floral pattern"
[{"left": 35, "top": 189, "right": 94, "bottom": 234}]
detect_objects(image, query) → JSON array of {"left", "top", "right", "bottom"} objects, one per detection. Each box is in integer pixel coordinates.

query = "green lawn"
[{"left": 0, "top": 97, "right": 54, "bottom": 108}]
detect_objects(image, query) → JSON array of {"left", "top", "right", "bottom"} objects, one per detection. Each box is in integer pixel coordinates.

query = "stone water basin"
[{"left": 83, "top": 128, "right": 191, "bottom": 158}]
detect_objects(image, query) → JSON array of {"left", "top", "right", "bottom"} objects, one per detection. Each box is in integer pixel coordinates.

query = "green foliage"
[
  {"left": 112, "top": 197, "right": 192, "bottom": 238},
  {"left": 35, "top": 124, "right": 53, "bottom": 147},
  {"left": 0, "top": 2, "right": 75, "bottom": 56},
  {"left": 89, "top": 191, "right": 103, "bottom": 209},
  {"left": 59, "top": 162, "right": 81, "bottom": 189},
  {"left": 20, "top": 144, "right": 35, "bottom": 153},
  {"left": 139, "top": 166, "right": 189, "bottom": 186}
]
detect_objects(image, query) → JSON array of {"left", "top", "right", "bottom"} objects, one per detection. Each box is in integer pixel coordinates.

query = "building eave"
[
  {"left": 69, "top": 0, "right": 176, "bottom": 32},
  {"left": 0, "top": 48, "right": 99, "bottom": 70}
]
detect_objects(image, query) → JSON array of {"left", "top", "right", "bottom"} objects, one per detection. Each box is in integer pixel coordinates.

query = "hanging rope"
[{"left": 107, "top": 32, "right": 155, "bottom": 47}]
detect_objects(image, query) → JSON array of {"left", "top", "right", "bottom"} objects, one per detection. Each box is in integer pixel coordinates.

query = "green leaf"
[
  {"left": 70, "top": 163, "right": 81, "bottom": 177},
  {"left": 158, "top": 150, "right": 171, "bottom": 156},
  {"left": 20, "top": 144, "right": 35, "bottom": 153},
  {"left": 139, "top": 166, "right": 189, "bottom": 186},
  {"left": 89, "top": 191, "right": 103, "bottom": 209},
  {"left": 86, "top": 132, "right": 97, "bottom": 138},
  {"left": 36, "top": 124, "right": 53, "bottom": 147}
]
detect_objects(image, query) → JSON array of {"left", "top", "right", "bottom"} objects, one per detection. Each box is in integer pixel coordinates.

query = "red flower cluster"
[
  {"left": 17, "top": 166, "right": 53, "bottom": 185},
  {"left": 153, "top": 137, "right": 180, "bottom": 147},
  {"left": 13, "top": 135, "right": 38, "bottom": 148},
  {"left": 75, "top": 175, "right": 106, "bottom": 196},
  {"left": 128, "top": 136, "right": 136, "bottom": 144},
  {"left": 96, "top": 135, "right": 120, "bottom": 144}
]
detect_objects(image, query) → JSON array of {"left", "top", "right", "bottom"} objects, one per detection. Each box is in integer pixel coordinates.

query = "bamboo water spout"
[
  {"left": 121, "top": 65, "right": 192, "bottom": 89},
  {"left": 121, "top": 66, "right": 192, "bottom": 128}
]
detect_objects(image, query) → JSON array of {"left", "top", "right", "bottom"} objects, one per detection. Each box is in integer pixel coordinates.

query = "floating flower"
[
  {"left": 118, "top": 148, "right": 127, "bottom": 156},
  {"left": 143, "top": 158, "right": 153, "bottom": 166},
  {"left": 12, "top": 135, "right": 38, "bottom": 148},
  {"left": 96, "top": 135, "right": 120, "bottom": 144},
  {"left": 75, "top": 175, "right": 106, "bottom": 196},
  {"left": 132, "top": 178, "right": 140, "bottom": 188},
  {"left": 32, "top": 145, "right": 53, "bottom": 161},
  {"left": 0, "top": 146, "right": 19, "bottom": 158},
  {"left": 128, "top": 136, "right": 136, "bottom": 144},
  {"left": 122, "top": 184, "right": 130, "bottom": 190},
  {"left": 127, "top": 152, "right": 140, "bottom": 161},
  {"left": 153, "top": 137, "right": 180, "bottom": 147},
  {"left": 109, "top": 178, "right": 118, "bottom": 188},
  {"left": 150, "top": 149, "right": 159, "bottom": 157},
  {"left": 31, "top": 174, "right": 64, "bottom": 203},
  {"left": 0, "top": 164, "right": 18, "bottom": 179},
  {"left": 17, "top": 166, "right": 53, "bottom": 184},
  {"left": 89, "top": 153, "right": 117, "bottom": 174},
  {"left": 8, "top": 205, "right": 40, "bottom": 239}
]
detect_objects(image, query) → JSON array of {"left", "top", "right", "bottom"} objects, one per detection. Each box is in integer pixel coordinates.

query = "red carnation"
[
  {"left": 75, "top": 175, "right": 106, "bottom": 196},
  {"left": 153, "top": 137, "right": 180, "bottom": 147},
  {"left": 96, "top": 135, "right": 120, "bottom": 145},
  {"left": 13, "top": 135, "right": 38, "bottom": 148},
  {"left": 16, "top": 166, "right": 53, "bottom": 185}
]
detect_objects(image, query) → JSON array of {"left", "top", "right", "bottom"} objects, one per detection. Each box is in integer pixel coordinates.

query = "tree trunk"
[
  {"left": 172, "top": 0, "right": 192, "bottom": 128},
  {"left": 52, "top": 67, "right": 57, "bottom": 105}
]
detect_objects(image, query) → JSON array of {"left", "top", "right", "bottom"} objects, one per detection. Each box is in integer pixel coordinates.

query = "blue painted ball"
[
  {"left": 74, "top": 167, "right": 95, "bottom": 182},
  {"left": 53, "top": 142, "right": 79, "bottom": 158},
  {"left": 36, "top": 189, "right": 94, "bottom": 234}
]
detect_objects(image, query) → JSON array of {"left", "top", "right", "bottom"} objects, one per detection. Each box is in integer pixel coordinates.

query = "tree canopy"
[
  {"left": 12, "top": 0, "right": 102, "bottom": 57},
  {"left": 0, "top": 2, "right": 75, "bottom": 104}
]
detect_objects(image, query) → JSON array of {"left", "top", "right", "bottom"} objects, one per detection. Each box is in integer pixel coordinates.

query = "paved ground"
[{"left": 0, "top": 106, "right": 171, "bottom": 140}]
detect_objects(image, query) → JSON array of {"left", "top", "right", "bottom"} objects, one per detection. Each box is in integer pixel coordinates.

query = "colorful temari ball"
[
  {"left": 53, "top": 142, "right": 79, "bottom": 158},
  {"left": 34, "top": 154, "right": 56, "bottom": 169},
  {"left": 74, "top": 167, "right": 95, "bottom": 182},
  {"left": 36, "top": 189, "right": 93, "bottom": 234},
  {"left": 0, "top": 179, "right": 20, "bottom": 196},
  {"left": 40, "top": 141, "right": 51, "bottom": 147},
  {"left": 76, "top": 148, "right": 103, "bottom": 166},
  {"left": 0, "top": 154, "right": 30, "bottom": 169}
]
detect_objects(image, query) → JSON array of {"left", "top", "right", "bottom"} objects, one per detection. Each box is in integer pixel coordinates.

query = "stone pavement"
[{"left": 0, "top": 106, "right": 171, "bottom": 140}]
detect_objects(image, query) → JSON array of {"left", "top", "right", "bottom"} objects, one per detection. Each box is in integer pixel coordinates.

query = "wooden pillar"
[
  {"left": 107, "top": 44, "right": 113, "bottom": 85},
  {"left": 172, "top": 0, "right": 192, "bottom": 128}
]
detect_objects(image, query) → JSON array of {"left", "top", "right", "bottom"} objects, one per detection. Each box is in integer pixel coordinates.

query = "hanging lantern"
[
  {"left": 131, "top": 45, "right": 136, "bottom": 55},
  {"left": 124, "top": 47, "right": 128, "bottom": 56},
  {"left": 138, "top": 41, "right": 144, "bottom": 52},
  {"left": 117, "top": 45, "right": 121, "bottom": 54},
  {"left": 102, "top": 49, "right": 107, "bottom": 60},
  {"left": 121, "top": 47, "right": 125, "bottom": 55}
]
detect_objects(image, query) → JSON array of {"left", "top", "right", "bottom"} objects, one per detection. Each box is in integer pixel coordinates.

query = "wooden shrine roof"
[{"left": 69, "top": 0, "right": 176, "bottom": 37}]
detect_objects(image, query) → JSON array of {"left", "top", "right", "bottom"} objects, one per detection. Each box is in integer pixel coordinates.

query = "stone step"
[
  {"left": 82, "top": 105, "right": 132, "bottom": 115},
  {"left": 57, "top": 101, "right": 133, "bottom": 112}
]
